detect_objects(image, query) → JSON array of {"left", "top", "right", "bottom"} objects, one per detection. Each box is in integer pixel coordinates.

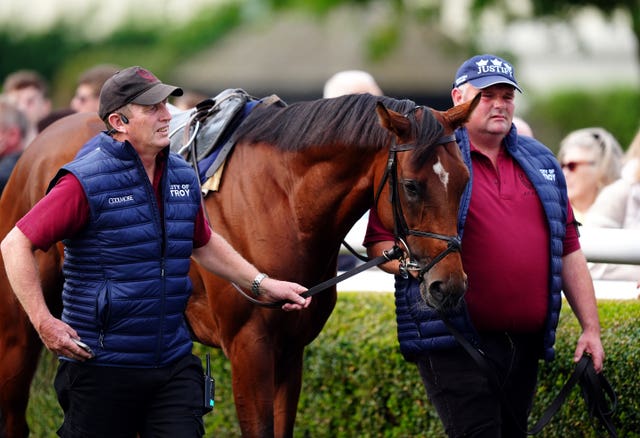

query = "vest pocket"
[{"left": 96, "top": 281, "right": 111, "bottom": 347}]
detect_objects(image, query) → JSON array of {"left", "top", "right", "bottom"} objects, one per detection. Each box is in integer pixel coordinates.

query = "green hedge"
[
  {"left": 525, "top": 87, "right": 640, "bottom": 155},
  {"left": 27, "top": 294, "right": 639, "bottom": 437}
]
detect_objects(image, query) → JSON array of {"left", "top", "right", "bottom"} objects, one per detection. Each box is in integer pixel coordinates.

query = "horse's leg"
[
  {"left": 0, "top": 311, "right": 43, "bottom": 438},
  {"left": 229, "top": 333, "right": 277, "bottom": 438},
  {"left": 0, "top": 248, "right": 63, "bottom": 438},
  {"left": 273, "top": 347, "right": 304, "bottom": 438}
]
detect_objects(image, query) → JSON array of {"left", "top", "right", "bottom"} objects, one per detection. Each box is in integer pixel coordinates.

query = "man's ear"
[
  {"left": 107, "top": 113, "right": 127, "bottom": 132},
  {"left": 451, "top": 87, "right": 464, "bottom": 105}
]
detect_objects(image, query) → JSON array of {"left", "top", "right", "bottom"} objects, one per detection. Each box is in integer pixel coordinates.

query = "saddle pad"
[{"left": 169, "top": 89, "right": 286, "bottom": 191}]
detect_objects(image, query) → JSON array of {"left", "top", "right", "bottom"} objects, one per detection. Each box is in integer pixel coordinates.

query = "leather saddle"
[{"left": 169, "top": 88, "right": 285, "bottom": 184}]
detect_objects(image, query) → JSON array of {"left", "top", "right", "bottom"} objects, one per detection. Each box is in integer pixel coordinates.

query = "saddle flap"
[{"left": 169, "top": 88, "right": 251, "bottom": 161}]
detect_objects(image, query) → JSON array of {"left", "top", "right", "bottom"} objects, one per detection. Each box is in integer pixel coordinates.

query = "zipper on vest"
[{"left": 156, "top": 260, "right": 167, "bottom": 365}]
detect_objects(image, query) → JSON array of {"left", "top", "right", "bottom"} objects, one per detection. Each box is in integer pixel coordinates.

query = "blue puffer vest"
[
  {"left": 50, "top": 133, "right": 202, "bottom": 367},
  {"left": 396, "top": 127, "right": 567, "bottom": 362}
]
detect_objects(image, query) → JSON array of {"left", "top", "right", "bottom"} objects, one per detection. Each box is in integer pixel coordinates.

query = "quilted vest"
[
  {"left": 396, "top": 127, "right": 567, "bottom": 362},
  {"left": 51, "top": 133, "right": 202, "bottom": 367}
]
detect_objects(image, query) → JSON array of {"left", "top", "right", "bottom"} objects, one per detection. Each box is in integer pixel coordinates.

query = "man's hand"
[
  {"left": 260, "top": 278, "right": 311, "bottom": 311},
  {"left": 37, "top": 316, "right": 94, "bottom": 361}
]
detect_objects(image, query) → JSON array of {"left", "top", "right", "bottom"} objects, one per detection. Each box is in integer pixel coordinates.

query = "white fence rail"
[{"left": 339, "top": 219, "right": 639, "bottom": 300}]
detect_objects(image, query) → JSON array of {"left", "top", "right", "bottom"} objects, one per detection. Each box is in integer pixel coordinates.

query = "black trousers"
[
  {"left": 54, "top": 353, "right": 205, "bottom": 438},
  {"left": 416, "top": 332, "right": 542, "bottom": 438}
]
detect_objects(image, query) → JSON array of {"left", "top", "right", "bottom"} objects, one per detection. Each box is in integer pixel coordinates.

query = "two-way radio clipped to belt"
[{"left": 204, "top": 353, "right": 215, "bottom": 413}]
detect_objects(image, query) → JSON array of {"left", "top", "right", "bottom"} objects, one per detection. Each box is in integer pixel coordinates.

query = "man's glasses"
[{"left": 561, "top": 161, "right": 596, "bottom": 172}]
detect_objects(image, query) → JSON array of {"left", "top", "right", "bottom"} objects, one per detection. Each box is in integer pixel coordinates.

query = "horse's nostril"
[
  {"left": 423, "top": 278, "right": 467, "bottom": 311},
  {"left": 429, "top": 281, "right": 445, "bottom": 303}
]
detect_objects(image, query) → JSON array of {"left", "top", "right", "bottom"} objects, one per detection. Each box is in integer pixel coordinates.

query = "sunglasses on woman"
[{"left": 561, "top": 161, "right": 596, "bottom": 172}]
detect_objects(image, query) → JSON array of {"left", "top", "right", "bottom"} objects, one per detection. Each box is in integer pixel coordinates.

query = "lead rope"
[
  {"left": 439, "top": 313, "right": 618, "bottom": 437},
  {"left": 235, "top": 246, "right": 404, "bottom": 309}
]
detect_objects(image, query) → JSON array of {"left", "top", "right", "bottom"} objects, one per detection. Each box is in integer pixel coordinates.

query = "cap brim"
[
  {"left": 469, "top": 76, "right": 522, "bottom": 93},
  {"left": 131, "top": 83, "right": 183, "bottom": 105}
]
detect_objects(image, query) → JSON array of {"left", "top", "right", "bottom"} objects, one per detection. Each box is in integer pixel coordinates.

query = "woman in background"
[
  {"left": 557, "top": 127, "right": 623, "bottom": 223},
  {"left": 585, "top": 127, "right": 640, "bottom": 281}
]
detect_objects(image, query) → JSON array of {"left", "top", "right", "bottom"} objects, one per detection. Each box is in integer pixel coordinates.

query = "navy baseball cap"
[{"left": 453, "top": 54, "right": 522, "bottom": 92}]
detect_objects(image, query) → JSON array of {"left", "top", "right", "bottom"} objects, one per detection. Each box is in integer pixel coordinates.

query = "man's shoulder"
[{"left": 511, "top": 135, "right": 560, "bottom": 168}]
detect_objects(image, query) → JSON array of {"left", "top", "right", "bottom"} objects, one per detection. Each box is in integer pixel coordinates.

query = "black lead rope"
[
  {"left": 439, "top": 314, "right": 618, "bottom": 437},
  {"left": 234, "top": 246, "right": 404, "bottom": 309}
]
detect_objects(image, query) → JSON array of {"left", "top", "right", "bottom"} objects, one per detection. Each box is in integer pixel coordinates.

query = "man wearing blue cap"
[{"left": 364, "top": 54, "right": 604, "bottom": 437}]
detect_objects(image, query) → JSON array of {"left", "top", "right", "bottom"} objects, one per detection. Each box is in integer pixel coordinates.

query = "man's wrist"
[{"left": 251, "top": 273, "right": 269, "bottom": 297}]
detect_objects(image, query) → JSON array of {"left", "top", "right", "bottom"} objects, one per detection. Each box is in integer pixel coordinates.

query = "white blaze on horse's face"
[{"left": 432, "top": 158, "right": 449, "bottom": 190}]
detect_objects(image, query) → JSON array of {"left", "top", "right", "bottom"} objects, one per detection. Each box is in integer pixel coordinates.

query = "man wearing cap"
[
  {"left": 363, "top": 54, "right": 603, "bottom": 437},
  {"left": 1, "top": 66, "right": 311, "bottom": 437}
]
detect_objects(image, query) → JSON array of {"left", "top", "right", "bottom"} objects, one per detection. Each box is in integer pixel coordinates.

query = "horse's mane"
[{"left": 234, "top": 94, "right": 444, "bottom": 158}]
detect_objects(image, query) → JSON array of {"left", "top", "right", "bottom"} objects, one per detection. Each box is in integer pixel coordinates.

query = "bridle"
[
  {"left": 238, "top": 105, "right": 463, "bottom": 308},
  {"left": 373, "top": 106, "right": 462, "bottom": 282}
]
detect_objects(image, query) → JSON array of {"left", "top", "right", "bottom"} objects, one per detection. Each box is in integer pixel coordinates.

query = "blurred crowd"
[{"left": 1, "top": 65, "right": 639, "bottom": 281}]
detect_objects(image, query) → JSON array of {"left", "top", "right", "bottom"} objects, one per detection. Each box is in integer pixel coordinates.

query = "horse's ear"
[
  {"left": 376, "top": 102, "right": 411, "bottom": 137},
  {"left": 441, "top": 92, "right": 481, "bottom": 129}
]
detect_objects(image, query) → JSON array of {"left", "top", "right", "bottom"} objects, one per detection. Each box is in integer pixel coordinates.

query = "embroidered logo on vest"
[
  {"left": 108, "top": 194, "right": 135, "bottom": 204},
  {"left": 539, "top": 168, "right": 556, "bottom": 182},
  {"left": 170, "top": 184, "right": 192, "bottom": 197}
]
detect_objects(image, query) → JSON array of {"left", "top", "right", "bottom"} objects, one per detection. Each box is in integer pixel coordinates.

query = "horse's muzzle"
[{"left": 420, "top": 274, "right": 468, "bottom": 312}]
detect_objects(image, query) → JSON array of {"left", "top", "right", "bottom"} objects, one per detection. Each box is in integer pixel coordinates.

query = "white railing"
[
  {"left": 339, "top": 220, "right": 639, "bottom": 299},
  {"left": 577, "top": 227, "right": 640, "bottom": 264}
]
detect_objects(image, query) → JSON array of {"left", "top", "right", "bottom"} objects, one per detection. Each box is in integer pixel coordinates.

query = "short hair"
[
  {"left": 2, "top": 70, "right": 49, "bottom": 97},
  {"left": 0, "top": 97, "right": 30, "bottom": 140},
  {"left": 323, "top": 70, "right": 383, "bottom": 98},
  {"left": 77, "top": 64, "right": 120, "bottom": 97}
]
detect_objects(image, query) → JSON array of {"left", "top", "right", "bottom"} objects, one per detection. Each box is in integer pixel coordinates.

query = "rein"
[{"left": 439, "top": 313, "right": 618, "bottom": 437}]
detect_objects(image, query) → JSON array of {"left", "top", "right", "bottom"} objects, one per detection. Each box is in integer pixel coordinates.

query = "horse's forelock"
[
  {"left": 410, "top": 107, "right": 446, "bottom": 169},
  {"left": 235, "top": 94, "right": 417, "bottom": 151}
]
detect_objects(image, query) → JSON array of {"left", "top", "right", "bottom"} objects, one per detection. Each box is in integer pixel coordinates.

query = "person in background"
[
  {"left": 364, "top": 54, "right": 603, "bottom": 438},
  {"left": 172, "top": 90, "right": 209, "bottom": 110},
  {"left": 323, "top": 69, "right": 383, "bottom": 98},
  {"left": 1, "top": 66, "right": 310, "bottom": 438},
  {"left": 0, "top": 98, "right": 29, "bottom": 194},
  {"left": 323, "top": 69, "right": 384, "bottom": 272},
  {"left": 585, "top": 126, "right": 640, "bottom": 281},
  {"left": 513, "top": 115, "right": 533, "bottom": 137},
  {"left": 70, "top": 64, "right": 120, "bottom": 113},
  {"left": 2, "top": 69, "right": 52, "bottom": 144},
  {"left": 557, "top": 127, "right": 623, "bottom": 223}
]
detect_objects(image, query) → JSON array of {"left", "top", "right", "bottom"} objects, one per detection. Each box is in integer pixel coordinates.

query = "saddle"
[{"left": 169, "top": 88, "right": 286, "bottom": 192}]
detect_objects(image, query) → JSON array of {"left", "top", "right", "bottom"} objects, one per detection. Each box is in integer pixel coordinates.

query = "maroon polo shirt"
[
  {"left": 364, "top": 143, "right": 580, "bottom": 333},
  {"left": 17, "top": 156, "right": 211, "bottom": 252}
]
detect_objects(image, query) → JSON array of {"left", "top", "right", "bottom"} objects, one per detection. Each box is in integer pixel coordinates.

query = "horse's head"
[{"left": 374, "top": 93, "right": 480, "bottom": 312}]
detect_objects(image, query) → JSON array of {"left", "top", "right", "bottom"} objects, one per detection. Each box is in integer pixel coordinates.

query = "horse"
[{"left": 0, "top": 92, "right": 478, "bottom": 437}]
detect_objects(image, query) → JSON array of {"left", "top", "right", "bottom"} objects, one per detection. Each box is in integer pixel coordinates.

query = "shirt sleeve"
[
  {"left": 562, "top": 201, "right": 581, "bottom": 256},
  {"left": 193, "top": 204, "right": 212, "bottom": 248},
  {"left": 363, "top": 209, "right": 394, "bottom": 247},
  {"left": 16, "top": 173, "right": 89, "bottom": 251}
]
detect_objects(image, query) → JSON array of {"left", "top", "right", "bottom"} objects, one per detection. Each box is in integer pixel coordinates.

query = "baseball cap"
[
  {"left": 453, "top": 54, "right": 522, "bottom": 92},
  {"left": 98, "top": 66, "right": 183, "bottom": 120}
]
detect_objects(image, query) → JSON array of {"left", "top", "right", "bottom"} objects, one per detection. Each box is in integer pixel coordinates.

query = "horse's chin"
[{"left": 420, "top": 279, "right": 467, "bottom": 312}]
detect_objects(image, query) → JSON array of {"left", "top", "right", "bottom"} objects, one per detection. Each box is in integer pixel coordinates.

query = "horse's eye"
[{"left": 402, "top": 179, "right": 421, "bottom": 198}]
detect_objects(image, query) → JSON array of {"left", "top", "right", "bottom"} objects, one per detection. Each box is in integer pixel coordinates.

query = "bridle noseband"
[{"left": 374, "top": 106, "right": 462, "bottom": 282}]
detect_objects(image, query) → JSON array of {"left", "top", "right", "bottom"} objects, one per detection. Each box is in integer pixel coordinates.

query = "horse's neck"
[{"left": 288, "top": 146, "right": 380, "bottom": 240}]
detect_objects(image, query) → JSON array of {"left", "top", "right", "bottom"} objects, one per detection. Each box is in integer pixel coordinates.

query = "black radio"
[{"left": 204, "top": 353, "right": 215, "bottom": 413}]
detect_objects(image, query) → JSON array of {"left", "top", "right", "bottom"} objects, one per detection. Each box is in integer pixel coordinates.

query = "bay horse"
[{"left": 0, "top": 92, "right": 478, "bottom": 437}]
